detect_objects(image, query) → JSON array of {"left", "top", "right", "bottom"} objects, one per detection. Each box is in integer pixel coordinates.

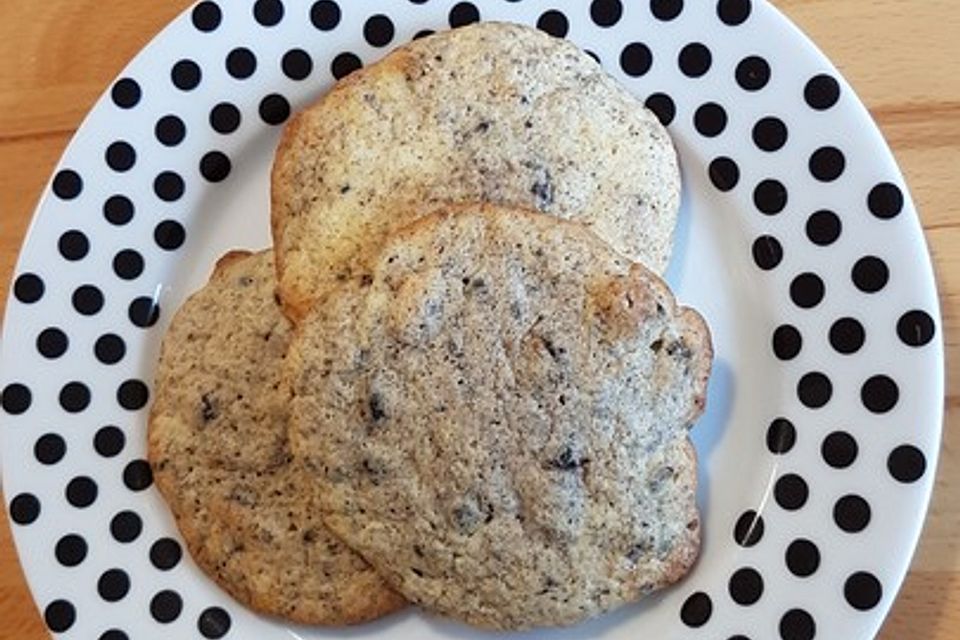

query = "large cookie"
[
  {"left": 287, "top": 204, "right": 712, "bottom": 630},
  {"left": 148, "top": 249, "right": 405, "bottom": 625},
  {"left": 272, "top": 21, "right": 680, "bottom": 319}
]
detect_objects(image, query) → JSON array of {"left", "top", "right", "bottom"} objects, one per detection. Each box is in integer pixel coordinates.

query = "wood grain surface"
[{"left": 0, "top": 1, "right": 957, "bottom": 638}]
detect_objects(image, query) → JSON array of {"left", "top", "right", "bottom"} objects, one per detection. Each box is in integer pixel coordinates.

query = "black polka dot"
[
  {"left": 111, "top": 78, "right": 141, "bottom": 109},
  {"left": 72, "top": 285, "right": 105, "bottom": 316},
  {"left": 752, "top": 236, "right": 783, "bottom": 271},
  {"left": 171, "top": 59, "right": 201, "bottom": 91},
  {"left": 678, "top": 43, "right": 712, "bottom": 77},
  {"left": 680, "top": 591, "right": 712, "bottom": 627},
  {"left": 805, "top": 74, "right": 840, "bottom": 110},
  {"left": 14, "top": 272, "right": 45, "bottom": 304},
  {"left": 822, "top": 431, "right": 858, "bottom": 469},
  {"left": 728, "top": 567, "right": 763, "bottom": 605},
  {"left": 868, "top": 182, "right": 905, "bottom": 219},
  {"left": 95, "top": 426, "right": 125, "bottom": 458},
  {"left": 619, "top": 42, "right": 653, "bottom": 77},
  {"left": 364, "top": 14, "right": 395, "bottom": 47},
  {"left": 845, "top": 572, "right": 882, "bottom": 611},
  {"left": 95, "top": 333, "right": 126, "bottom": 365},
  {"left": 897, "top": 310, "right": 936, "bottom": 347},
  {"left": 209, "top": 103, "right": 241, "bottom": 136},
  {"left": 766, "top": 417, "right": 796, "bottom": 454},
  {"left": 785, "top": 538, "right": 820, "bottom": 577},
  {"left": 150, "top": 590, "right": 183, "bottom": 623},
  {"left": 806, "top": 209, "right": 841, "bottom": 246},
  {"left": 736, "top": 55, "right": 770, "bottom": 91},
  {"left": 717, "top": 0, "right": 751, "bottom": 25},
  {"left": 37, "top": 327, "right": 69, "bottom": 359},
  {"left": 129, "top": 296, "right": 161, "bottom": 328},
  {"left": 118, "top": 380, "right": 150, "bottom": 411},
  {"left": 734, "top": 510, "right": 764, "bottom": 547},
  {"left": 809, "top": 146, "right": 845, "bottom": 181},
  {"left": 254, "top": 0, "right": 284, "bottom": 26},
  {"left": 772, "top": 325, "right": 802, "bottom": 360},
  {"left": 104, "top": 195, "right": 134, "bottom": 225},
  {"left": 44, "top": 600, "right": 76, "bottom": 633},
  {"left": 331, "top": 52, "right": 362, "bottom": 80},
  {"left": 310, "top": 0, "right": 341, "bottom": 30},
  {"left": 774, "top": 473, "right": 808, "bottom": 510},
  {"left": 708, "top": 157, "right": 740, "bottom": 192},
  {"left": 282, "top": 49, "right": 313, "bottom": 80},
  {"left": 98, "top": 569, "right": 131, "bottom": 602},
  {"left": 65, "top": 476, "right": 98, "bottom": 508},
  {"left": 155, "top": 220, "right": 186, "bottom": 251},
  {"left": 644, "top": 93, "right": 676, "bottom": 126},
  {"left": 59, "top": 381, "right": 91, "bottom": 413},
  {"left": 834, "top": 494, "right": 871, "bottom": 533},
  {"left": 105, "top": 141, "right": 136, "bottom": 172},
  {"left": 52, "top": 169, "right": 83, "bottom": 200},
  {"left": 584, "top": 50, "right": 601, "bottom": 64},
  {"left": 155, "top": 115, "right": 186, "bottom": 147},
  {"left": 55, "top": 534, "right": 87, "bottom": 567},
  {"left": 413, "top": 29, "right": 435, "bottom": 40},
  {"left": 154, "top": 171, "right": 185, "bottom": 202},
  {"left": 192, "top": 1, "right": 222, "bottom": 32},
  {"left": 797, "top": 371, "right": 832, "bottom": 408},
  {"left": 753, "top": 179, "right": 788, "bottom": 215},
  {"left": 113, "top": 249, "right": 144, "bottom": 281},
  {"left": 829, "top": 317, "right": 865, "bottom": 354},
  {"left": 852, "top": 256, "right": 889, "bottom": 293},
  {"left": 100, "top": 630, "right": 129, "bottom": 640},
  {"left": 861, "top": 375, "right": 898, "bottom": 413},
  {"left": 58, "top": 230, "right": 90, "bottom": 261},
  {"left": 694, "top": 103, "right": 727, "bottom": 137},
  {"left": 9, "top": 493, "right": 40, "bottom": 525},
  {"left": 111, "top": 510, "right": 143, "bottom": 543},
  {"left": 227, "top": 48, "right": 257, "bottom": 79},
  {"left": 729, "top": 636, "right": 751, "bottom": 640},
  {"left": 651, "top": 0, "right": 683, "bottom": 20},
  {"left": 779, "top": 609, "right": 815, "bottom": 640},
  {"left": 2, "top": 383, "right": 32, "bottom": 415},
  {"left": 35, "top": 433, "right": 66, "bottom": 465},
  {"left": 590, "top": 0, "right": 623, "bottom": 27},
  {"left": 790, "top": 273, "right": 825, "bottom": 309},
  {"left": 449, "top": 2, "right": 481, "bottom": 28},
  {"left": 199, "top": 607, "right": 232, "bottom": 638},
  {"left": 150, "top": 538, "right": 183, "bottom": 571},
  {"left": 259, "top": 94, "right": 291, "bottom": 126},
  {"left": 888, "top": 445, "right": 926, "bottom": 483},
  {"left": 537, "top": 10, "right": 569, "bottom": 38},
  {"left": 124, "top": 459, "right": 153, "bottom": 491},
  {"left": 752, "top": 117, "right": 788, "bottom": 152},
  {"left": 200, "top": 151, "right": 232, "bottom": 183}
]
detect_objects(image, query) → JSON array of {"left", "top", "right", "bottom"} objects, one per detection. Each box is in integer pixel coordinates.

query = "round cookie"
[
  {"left": 287, "top": 204, "right": 712, "bottom": 630},
  {"left": 272, "top": 21, "right": 680, "bottom": 319},
  {"left": 148, "top": 249, "right": 405, "bottom": 625}
]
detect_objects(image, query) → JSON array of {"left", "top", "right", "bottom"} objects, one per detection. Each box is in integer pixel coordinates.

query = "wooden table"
[{"left": 0, "top": 1, "right": 956, "bottom": 638}]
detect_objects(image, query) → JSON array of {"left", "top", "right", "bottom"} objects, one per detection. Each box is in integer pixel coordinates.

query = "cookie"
[
  {"left": 148, "top": 249, "right": 405, "bottom": 625},
  {"left": 287, "top": 204, "right": 712, "bottom": 629},
  {"left": 271, "top": 21, "right": 680, "bottom": 319}
]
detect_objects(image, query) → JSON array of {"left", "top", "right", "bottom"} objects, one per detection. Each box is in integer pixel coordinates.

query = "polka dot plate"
[{"left": 1, "top": 1, "right": 944, "bottom": 639}]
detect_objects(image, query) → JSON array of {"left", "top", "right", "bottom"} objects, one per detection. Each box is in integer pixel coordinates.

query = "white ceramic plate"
[{"left": 1, "top": 1, "right": 943, "bottom": 639}]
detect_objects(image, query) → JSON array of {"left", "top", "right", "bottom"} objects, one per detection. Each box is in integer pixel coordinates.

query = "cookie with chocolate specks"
[
  {"left": 148, "top": 249, "right": 405, "bottom": 625},
  {"left": 272, "top": 21, "right": 680, "bottom": 320},
  {"left": 287, "top": 204, "right": 711, "bottom": 630}
]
